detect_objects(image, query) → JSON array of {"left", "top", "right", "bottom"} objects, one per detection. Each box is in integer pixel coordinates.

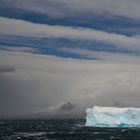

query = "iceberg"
[{"left": 85, "top": 106, "right": 140, "bottom": 127}]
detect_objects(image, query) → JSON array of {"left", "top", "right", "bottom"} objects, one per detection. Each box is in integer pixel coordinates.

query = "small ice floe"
[{"left": 75, "top": 123, "right": 84, "bottom": 127}]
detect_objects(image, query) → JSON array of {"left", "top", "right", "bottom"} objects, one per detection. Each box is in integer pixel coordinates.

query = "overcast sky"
[{"left": 0, "top": 0, "right": 140, "bottom": 118}]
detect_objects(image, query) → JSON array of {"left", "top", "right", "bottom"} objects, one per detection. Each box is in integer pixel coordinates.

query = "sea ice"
[{"left": 85, "top": 106, "right": 140, "bottom": 127}]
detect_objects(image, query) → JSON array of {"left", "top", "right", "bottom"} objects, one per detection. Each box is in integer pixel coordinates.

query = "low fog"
[{"left": 1, "top": 51, "right": 140, "bottom": 119}]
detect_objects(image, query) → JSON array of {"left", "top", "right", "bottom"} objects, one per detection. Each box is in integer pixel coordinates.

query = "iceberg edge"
[{"left": 85, "top": 106, "right": 140, "bottom": 128}]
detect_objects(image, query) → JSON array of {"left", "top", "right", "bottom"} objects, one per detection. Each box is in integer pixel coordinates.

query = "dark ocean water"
[{"left": 0, "top": 119, "right": 140, "bottom": 140}]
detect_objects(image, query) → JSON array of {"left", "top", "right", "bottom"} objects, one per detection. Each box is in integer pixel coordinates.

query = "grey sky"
[
  {"left": 1, "top": 51, "right": 140, "bottom": 118},
  {"left": 1, "top": 0, "right": 140, "bottom": 119},
  {"left": 1, "top": 0, "right": 140, "bottom": 19}
]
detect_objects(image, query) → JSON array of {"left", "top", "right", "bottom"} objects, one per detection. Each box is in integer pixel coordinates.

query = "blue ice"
[{"left": 85, "top": 106, "right": 140, "bottom": 127}]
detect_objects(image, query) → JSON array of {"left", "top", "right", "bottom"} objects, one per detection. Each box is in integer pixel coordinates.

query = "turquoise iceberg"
[{"left": 85, "top": 106, "right": 140, "bottom": 127}]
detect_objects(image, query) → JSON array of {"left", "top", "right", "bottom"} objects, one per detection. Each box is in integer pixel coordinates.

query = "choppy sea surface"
[{"left": 0, "top": 119, "right": 140, "bottom": 140}]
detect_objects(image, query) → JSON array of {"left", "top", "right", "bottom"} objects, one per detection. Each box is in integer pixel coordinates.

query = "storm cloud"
[
  {"left": 1, "top": 51, "right": 140, "bottom": 118},
  {"left": 0, "top": 0, "right": 140, "bottom": 119},
  {"left": 1, "top": 0, "right": 140, "bottom": 20},
  {"left": 0, "top": 65, "right": 15, "bottom": 73}
]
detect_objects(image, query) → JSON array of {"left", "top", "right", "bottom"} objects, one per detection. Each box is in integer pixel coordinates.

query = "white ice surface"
[{"left": 85, "top": 106, "right": 140, "bottom": 127}]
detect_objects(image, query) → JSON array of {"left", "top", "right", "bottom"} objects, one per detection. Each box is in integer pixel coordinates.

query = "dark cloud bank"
[{"left": 1, "top": 52, "right": 140, "bottom": 119}]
